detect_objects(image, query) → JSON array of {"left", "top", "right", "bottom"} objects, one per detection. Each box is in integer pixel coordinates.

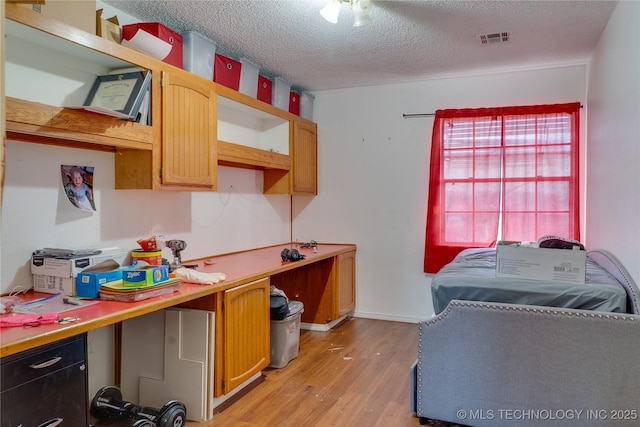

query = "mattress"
[{"left": 431, "top": 248, "right": 628, "bottom": 314}]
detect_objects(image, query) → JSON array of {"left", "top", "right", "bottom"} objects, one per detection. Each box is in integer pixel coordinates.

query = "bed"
[
  {"left": 412, "top": 248, "right": 640, "bottom": 426},
  {"left": 432, "top": 248, "right": 630, "bottom": 314}
]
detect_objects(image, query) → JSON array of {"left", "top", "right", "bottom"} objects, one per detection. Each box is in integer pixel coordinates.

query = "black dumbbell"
[{"left": 91, "top": 386, "right": 186, "bottom": 427}]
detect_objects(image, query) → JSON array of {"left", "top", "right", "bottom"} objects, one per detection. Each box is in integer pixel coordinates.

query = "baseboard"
[
  {"left": 352, "top": 310, "right": 429, "bottom": 324},
  {"left": 300, "top": 314, "right": 348, "bottom": 331},
  {"left": 301, "top": 312, "right": 430, "bottom": 330}
]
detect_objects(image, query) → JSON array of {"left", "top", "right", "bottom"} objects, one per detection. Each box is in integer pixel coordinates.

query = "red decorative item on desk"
[{"left": 136, "top": 235, "right": 164, "bottom": 251}]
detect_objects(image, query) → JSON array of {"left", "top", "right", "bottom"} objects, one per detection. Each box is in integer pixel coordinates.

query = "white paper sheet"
[{"left": 121, "top": 29, "right": 172, "bottom": 60}]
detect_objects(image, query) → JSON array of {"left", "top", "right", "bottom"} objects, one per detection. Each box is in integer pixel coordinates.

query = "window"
[{"left": 424, "top": 103, "right": 581, "bottom": 273}]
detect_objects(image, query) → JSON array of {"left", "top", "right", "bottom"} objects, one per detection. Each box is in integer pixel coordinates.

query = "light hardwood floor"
[{"left": 189, "top": 317, "right": 426, "bottom": 427}]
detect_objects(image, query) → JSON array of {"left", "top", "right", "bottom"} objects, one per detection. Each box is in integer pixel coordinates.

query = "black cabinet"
[{"left": 1, "top": 334, "right": 88, "bottom": 426}]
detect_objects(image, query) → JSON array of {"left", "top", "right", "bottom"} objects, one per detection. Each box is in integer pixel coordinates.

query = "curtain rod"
[
  {"left": 402, "top": 105, "right": 583, "bottom": 119},
  {"left": 402, "top": 113, "right": 435, "bottom": 118}
]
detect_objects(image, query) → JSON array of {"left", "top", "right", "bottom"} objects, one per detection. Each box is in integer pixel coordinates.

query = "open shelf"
[
  {"left": 217, "top": 95, "right": 290, "bottom": 155},
  {"left": 5, "top": 4, "right": 155, "bottom": 151},
  {"left": 217, "top": 140, "right": 290, "bottom": 170},
  {"left": 6, "top": 97, "right": 153, "bottom": 150}
]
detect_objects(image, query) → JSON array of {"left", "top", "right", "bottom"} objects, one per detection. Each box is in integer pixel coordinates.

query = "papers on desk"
[{"left": 12, "top": 293, "right": 97, "bottom": 314}]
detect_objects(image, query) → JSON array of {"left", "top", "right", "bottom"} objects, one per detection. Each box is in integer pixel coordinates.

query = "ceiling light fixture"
[{"left": 320, "top": 0, "right": 372, "bottom": 27}]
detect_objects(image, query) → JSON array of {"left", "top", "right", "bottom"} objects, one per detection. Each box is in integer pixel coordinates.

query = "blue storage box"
[{"left": 76, "top": 260, "right": 125, "bottom": 298}]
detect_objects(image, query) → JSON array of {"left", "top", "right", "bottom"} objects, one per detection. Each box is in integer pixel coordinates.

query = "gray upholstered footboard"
[{"left": 416, "top": 300, "right": 640, "bottom": 426}]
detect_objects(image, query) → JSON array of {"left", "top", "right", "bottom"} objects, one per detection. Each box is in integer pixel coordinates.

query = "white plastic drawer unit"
[{"left": 1, "top": 333, "right": 89, "bottom": 426}]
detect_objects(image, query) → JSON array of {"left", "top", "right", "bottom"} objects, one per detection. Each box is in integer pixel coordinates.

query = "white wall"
[
  {"left": 586, "top": 0, "right": 640, "bottom": 284},
  {"left": 1, "top": 143, "right": 290, "bottom": 396},
  {"left": 294, "top": 65, "right": 587, "bottom": 322},
  {"left": 1, "top": 142, "right": 291, "bottom": 294}
]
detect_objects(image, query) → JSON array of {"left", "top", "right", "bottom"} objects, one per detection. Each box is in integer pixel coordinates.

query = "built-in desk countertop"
[{"left": 0, "top": 243, "right": 356, "bottom": 358}]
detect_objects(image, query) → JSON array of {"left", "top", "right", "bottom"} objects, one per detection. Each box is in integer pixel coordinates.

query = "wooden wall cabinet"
[
  {"left": 5, "top": 3, "right": 318, "bottom": 195},
  {"left": 216, "top": 86, "right": 318, "bottom": 195},
  {"left": 161, "top": 71, "right": 217, "bottom": 188},
  {"left": 115, "top": 70, "right": 217, "bottom": 190},
  {"left": 264, "top": 118, "right": 318, "bottom": 195},
  {"left": 292, "top": 119, "right": 318, "bottom": 194}
]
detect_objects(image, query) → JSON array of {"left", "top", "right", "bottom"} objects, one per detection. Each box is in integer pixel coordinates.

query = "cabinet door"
[
  {"left": 161, "top": 71, "right": 217, "bottom": 189},
  {"left": 292, "top": 119, "right": 318, "bottom": 194},
  {"left": 223, "top": 277, "right": 270, "bottom": 393},
  {"left": 336, "top": 251, "right": 356, "bottom": 317}
]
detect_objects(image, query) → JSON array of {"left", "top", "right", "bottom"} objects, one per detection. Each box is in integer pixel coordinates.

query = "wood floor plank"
[{"left": 187, "top": 317, "right": 427, "bottom": 427}]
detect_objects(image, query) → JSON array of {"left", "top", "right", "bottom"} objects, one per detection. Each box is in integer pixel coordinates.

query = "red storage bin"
[
  {"left": 214, "top": 54, "right": 241, "bottom": 90},
  {"left": 289, "top": 91, "right": 300, "bottom": 115},
  {"left": 257, "top": 75, "right": 272, "bottom": 104},
  {"left": 121, "top": 23, "right": 183, "bottom": 68}
]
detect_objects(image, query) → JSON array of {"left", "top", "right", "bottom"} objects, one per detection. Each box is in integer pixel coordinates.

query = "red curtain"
[{"left": 424, "top": 103, "right": 581, "bottom": 273}]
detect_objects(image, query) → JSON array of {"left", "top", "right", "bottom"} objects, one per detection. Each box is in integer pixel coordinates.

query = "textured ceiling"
[{"left": 102, "top": 0, "right": 617, "bottom": 92}]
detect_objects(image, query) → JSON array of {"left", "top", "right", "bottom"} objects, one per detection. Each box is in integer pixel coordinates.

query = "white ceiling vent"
[{"left": 476, "top": 31, "right": 511, "bottom": 45}]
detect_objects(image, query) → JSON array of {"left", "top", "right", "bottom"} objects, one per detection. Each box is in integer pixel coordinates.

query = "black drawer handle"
[{"left": 30, "top": 356, "right": 62, "bottom": 369}]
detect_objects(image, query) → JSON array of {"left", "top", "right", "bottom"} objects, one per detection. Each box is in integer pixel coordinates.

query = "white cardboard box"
[
  {"left": 31, "top": 247, "right": 130, "bottom": 279},
  {"left": 496, "top": 242, "right": 586, "bottom": 284},
  {"left": 33, "top": 274, "right": 76, "bottom": 296}
]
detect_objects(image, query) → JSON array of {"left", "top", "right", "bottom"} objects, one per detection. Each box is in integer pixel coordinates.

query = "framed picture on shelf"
[{"left": 78, "top": 71, "right": 151, "bottom": 120}]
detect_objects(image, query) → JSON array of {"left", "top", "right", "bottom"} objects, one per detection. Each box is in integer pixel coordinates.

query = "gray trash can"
[{"left": 269, "top": 301, "right": 304, "bottom": 368}]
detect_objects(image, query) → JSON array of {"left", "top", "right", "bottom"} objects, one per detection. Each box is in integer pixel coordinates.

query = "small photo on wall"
[{"left": 61, "top": 165, "right": 96, "bottom": 212}]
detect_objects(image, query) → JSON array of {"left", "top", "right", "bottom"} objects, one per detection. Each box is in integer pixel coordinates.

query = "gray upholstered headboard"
[{"left": 588, "top": 249, "right": 640, "bottom": 314}]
